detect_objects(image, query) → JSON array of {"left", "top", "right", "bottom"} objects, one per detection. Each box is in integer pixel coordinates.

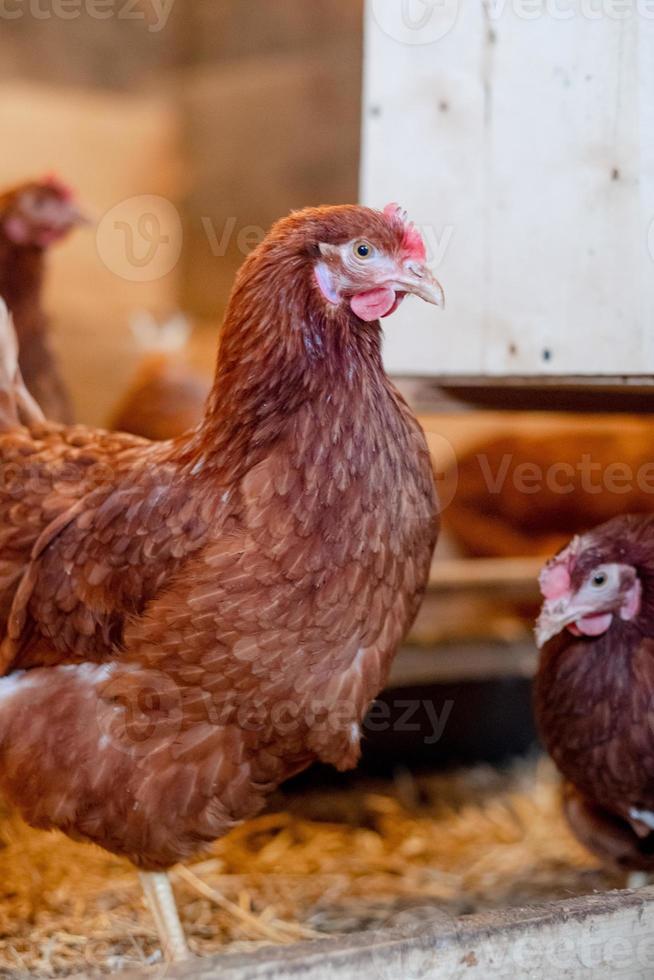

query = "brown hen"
[
  {"left": 0, "top": 176, "right": 86, "bottom": 423},
  {"left": 445, "top": 430, "right": 654, "bottom": 558},
  {"left": 0, "top": 203, "right": 442, "bottom": 959},
  {"left": 535, "top": 515, "right": 654, "bottom": 875}
]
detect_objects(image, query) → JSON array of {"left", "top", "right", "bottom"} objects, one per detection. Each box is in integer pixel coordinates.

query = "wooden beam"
[
  {"left": 118, "top": 886, "right": 654, "bottom": 979},
  {"left": 428, "top": 557, "right": 542, "bottom": 595},
  {"left": 389, "top": 642, "right": 536, "bottom": 685},
  {"left": 394, "top": 377, "right": 654, "bottom": 415}
]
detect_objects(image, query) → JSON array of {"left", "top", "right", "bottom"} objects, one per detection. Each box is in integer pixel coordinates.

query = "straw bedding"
[{"left": 0, "top": 757, "right": 619, "bottom": 977}]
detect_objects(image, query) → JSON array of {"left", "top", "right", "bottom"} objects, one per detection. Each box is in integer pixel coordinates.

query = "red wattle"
[
  {"left": 350, "top": 286, "right": 396, "bottom": 322},
  {"left": 567, "top": 613, "right": 613, "bottom": 638},
  {"left": 382, "top": 291, "right": 406, "bottom": 317}
]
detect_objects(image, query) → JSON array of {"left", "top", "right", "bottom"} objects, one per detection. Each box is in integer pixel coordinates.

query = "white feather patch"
[
  {"left": 0, "top": 671, "right": 31, "bottom": 705},
  {"left": 630, "top": 807, "right": 654, "bottom": 831}
]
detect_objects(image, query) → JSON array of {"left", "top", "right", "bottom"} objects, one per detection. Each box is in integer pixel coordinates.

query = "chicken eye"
[
  {"left": 354, "top": 241, "right": 374, "bottom": 259},
  {"left": 591, "top": 571, "right": 608, "bottom": 588}
]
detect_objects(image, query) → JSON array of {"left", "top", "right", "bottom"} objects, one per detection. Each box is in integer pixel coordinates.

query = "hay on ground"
[{"left": 0, "top": 758, "right": 620, "bottom": 977}]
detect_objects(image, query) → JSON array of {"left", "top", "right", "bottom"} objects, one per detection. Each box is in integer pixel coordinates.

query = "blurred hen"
[
  {"left": 445, "top": 429, "right": 654, "bottom": 558},
  {"left": 108, "top": 311, "right": 210, "bottom": 440},
  {"left": 0, "top": 177, "right": 86, "bottom": 422},
  {"left": 535, "top": 515, "right": 654, "bottom": 873}
]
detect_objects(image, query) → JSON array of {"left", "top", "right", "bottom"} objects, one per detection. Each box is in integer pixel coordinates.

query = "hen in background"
[
  {"left": 0, "top": 176, "right": 86, "bottom": 422},
  {"left": 108, "top": 311, "right": 210, "bottom": 440},
  {"left": 0, "top": 203, "right": 442, "bottom": 959},
  {"left": 445, "top": 430, "right": 654, "bottom": 558},
  {"left": 535, "top": 515, "right": 654, "bottom": 875}
]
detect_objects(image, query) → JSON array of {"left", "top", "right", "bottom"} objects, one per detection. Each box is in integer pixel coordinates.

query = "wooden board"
[
  {"left": 179, "top": 46, "right": 362, "bottom": 319},
  {"left": 399, "top": 377, "right": 654, "bottom": 414},
  {"left": 182, "top": 0, "right": 363, "bottom": 66},
  {"left": 0, "top": 0, "right": 179, "bottom": 91},
  {"left": 361, "top": 1, "right": 654, "bottom": 378},
  {"left": 118, "top": 886, "right": 654, "bottom": 979}
]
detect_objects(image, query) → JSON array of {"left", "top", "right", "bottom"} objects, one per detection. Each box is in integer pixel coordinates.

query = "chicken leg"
[{"left": 139, "top": 871, "right": 191, "bottom": 962}]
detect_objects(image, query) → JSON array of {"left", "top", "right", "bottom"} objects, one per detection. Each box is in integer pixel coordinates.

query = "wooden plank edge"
[
  {"left": 388, "top": 642, "right": 536, "bottom": 685},
  {"left": 401, "top": 376, "right": 654, "bottom": 388},
  {"left": 428, "top": 557, "right": 542, "bottom": 592},
  {"left": 393, "top": 377, "right": 654, "bottom": 414},
  {"left": 116, "top": 886, "right": 654, "bottom": 979}
]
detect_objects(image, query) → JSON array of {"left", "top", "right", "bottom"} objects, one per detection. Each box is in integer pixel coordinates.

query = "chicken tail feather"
[{"left": 0, "top": 296, "right": 45, "bottom": 430}]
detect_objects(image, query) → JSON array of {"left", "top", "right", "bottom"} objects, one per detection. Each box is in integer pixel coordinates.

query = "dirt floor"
[{"left": 0, "top": 757, "right": 622, "bottom": 977}]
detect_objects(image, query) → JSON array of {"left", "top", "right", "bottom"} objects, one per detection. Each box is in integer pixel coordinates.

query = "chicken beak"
[
  {"left": 534, "top": 599, "right": 592, "bottom": 648},
  {"left": 535, "top": 603, "right": 569, "bottom": 648},
  {"left": 66, "top": 202, "right": 92, "bottom": 228},
  {"left": 396, "top": 262, "right": 445, "bottom": 308}
]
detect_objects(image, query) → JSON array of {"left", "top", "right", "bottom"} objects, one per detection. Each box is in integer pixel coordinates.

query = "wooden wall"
[
  {"left": 178, "top": 0, "right": 363, "bottom": 318},
  {"left": 0, "top": 0, "right": 181, "bottom": 90},
  {"left": 0, "top": 1, "right": 363, "bottom": 421}
]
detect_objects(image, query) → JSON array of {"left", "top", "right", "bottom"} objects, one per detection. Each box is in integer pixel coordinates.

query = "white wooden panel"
[
  {"left": 362, "top": 1, "right": 654, "bottom": 377},
  {"left": 361, "top": 0, "right": 486, "bottom": 374}
]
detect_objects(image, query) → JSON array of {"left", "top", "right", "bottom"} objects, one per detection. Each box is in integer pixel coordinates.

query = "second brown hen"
[{"left": 535, "top": 516, "right": 654, "bottom": 874}]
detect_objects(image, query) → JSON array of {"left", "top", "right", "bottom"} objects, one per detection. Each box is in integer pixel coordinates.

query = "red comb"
[
  {"left": 383, "top": 202, "right": 427, "bottom": 262},
  {"left": 539, "top": 537, "right": 581, "bottom": 600},
  {"left": 539, "top": 564, "right": 571, "bottom": 600}
]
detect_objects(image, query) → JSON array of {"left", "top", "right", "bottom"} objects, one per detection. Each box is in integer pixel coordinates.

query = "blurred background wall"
[
  {"left": 0, "top": 0, "right": 363, "bottom": 421},
  {"left": 2, "top": 0, "right": 652, "bottom": 586}
]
